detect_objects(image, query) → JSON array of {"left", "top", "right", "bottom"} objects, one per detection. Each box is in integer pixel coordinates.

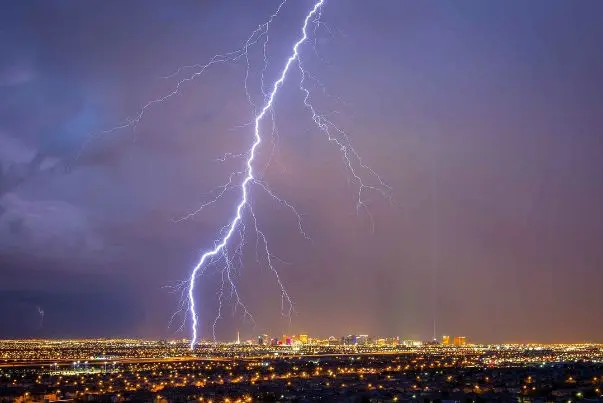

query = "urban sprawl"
[{"left": 0, "top": 338, "right": 601, "bottom": 402}]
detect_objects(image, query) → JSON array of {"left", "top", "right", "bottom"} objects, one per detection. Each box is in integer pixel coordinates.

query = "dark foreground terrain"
[{"left": 0, "top": 341, "right": 601, "bottom": 402}]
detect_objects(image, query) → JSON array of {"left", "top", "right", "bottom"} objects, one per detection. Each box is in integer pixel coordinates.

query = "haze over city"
[{"left": 1, "top": 0, "right": 602, "bottom": 345}]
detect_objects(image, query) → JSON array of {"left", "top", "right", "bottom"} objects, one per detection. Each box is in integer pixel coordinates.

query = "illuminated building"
[
  {"left": 357, "top": 335, "right": 369, "bottom": 345},
  {"left": 299, "top": 334, "right": 309, "bottom": 344},
  {"left": 402, "top": 340, "right": 423, "bottom": 347},
  {"left": 442, "top": 335, "right": 450, "bottom": 345},
  {"left": 342, "top": 335, "right": 357, "bottom": 345},
  {"left": 453, "top": 336, "right": 466, "bottom": 346},
  {"left": 327, "top": 336, "right": 340, "bottom": 345},
  {"left": 386, "top": 337, "right": 399, "bottom": 346}
]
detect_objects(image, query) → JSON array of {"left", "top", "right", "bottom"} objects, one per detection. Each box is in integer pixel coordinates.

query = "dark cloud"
[
  {"left": 0, "top": 263, "right": 145, "bottom": 338},
  {"left": 0, "top": 0, "right": 601, "bottom": 343},
  {"left": 0, "top": 193, "right": 102, "bottom": 258}
]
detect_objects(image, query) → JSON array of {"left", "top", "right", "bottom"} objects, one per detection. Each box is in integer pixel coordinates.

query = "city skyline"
[
  {"left": 1, "top": 339, "right": 600, "bottom": 402},
  {"left": 1, "top": 0, "right": 602, "bottom": 343},
  {"left": 0, "top": 332, "right": 600, "bottom": 346}
]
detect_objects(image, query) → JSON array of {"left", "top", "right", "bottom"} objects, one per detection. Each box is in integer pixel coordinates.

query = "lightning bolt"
[
  {"left": 186, "top": 0, "right": 326, "bottom": 349},
  {"left": 76, "top": 0, "right": 391, "bottom": 349}
]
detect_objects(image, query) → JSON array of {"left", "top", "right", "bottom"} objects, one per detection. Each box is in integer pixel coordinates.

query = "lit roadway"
[{"left": 0, "top": 356, "right": 228, "bottom": 368}]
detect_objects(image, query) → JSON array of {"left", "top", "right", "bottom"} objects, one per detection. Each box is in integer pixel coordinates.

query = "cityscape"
[
  {"left": 2, "top": 0, "right": 603, "bottom": 402},
  {"left": 1, "top": 338, "right": 602, "bottom": 402}
]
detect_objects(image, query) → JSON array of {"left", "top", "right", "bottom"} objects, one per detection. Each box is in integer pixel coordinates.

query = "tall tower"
[{"left": 236, "top": 331, "right": 240, "bottom": 344}]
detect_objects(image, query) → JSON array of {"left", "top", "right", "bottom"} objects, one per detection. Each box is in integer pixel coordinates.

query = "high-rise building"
[
  {"left": 442, "top": 335, "right": 450, "bottom": 345},
  {"left": 342, "top": 335, "right": 357, "bottom": 345},
  {"left": 453, "top": 336, "right": 466, "bottom": 346},
  {"left": 299, "top": 334, "right": 309, "bottom": 344},
  {"left": 356, "top": 335, "right": 369, "bottom": 345},
  {"left": 402, "top": 340, "right": 423, "bottom": 347},
  {"left": 257, "top": 334, "right": 269, "bottom": 345}
]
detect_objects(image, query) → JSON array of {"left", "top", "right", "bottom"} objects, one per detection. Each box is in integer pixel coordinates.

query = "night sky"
[{"left": 1, "top": 0, "right": 602, "bottom": 343}]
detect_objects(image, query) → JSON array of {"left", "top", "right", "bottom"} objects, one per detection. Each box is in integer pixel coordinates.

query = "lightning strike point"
[{"left": 187, "top": 0, "right": 326, "bottom": 349}]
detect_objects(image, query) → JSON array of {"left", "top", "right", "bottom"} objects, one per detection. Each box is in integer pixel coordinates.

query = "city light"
[{"left": 1, "top": 339, "right": 601, "bottom": 402}]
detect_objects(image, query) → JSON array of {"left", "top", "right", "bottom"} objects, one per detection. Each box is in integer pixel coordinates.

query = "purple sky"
[{"left": 1, "top": 0, "right": 602, "bottom": 343}]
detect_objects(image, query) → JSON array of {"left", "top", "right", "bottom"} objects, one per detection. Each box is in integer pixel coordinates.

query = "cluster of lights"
[
  {"left": 2, "top": 339, "right": 602, "bottom": 363},
  {"left": 2, "top": 351, "right": 601, "bottom": 402}
]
